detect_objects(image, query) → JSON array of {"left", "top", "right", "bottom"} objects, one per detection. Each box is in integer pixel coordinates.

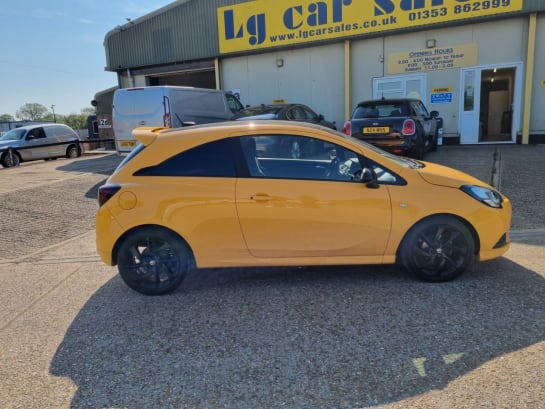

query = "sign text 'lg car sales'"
[{"left": 218, "top": 0, "right": 523, "bottom": 54}]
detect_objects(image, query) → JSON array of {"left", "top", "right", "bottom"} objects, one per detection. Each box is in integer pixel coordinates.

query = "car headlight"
[{"left": 461, "top": 185, "right": 503, "bottom": 208}]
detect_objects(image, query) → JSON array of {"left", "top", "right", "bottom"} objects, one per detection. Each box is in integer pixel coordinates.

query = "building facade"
[{"left": 103, "top": 0, "right": 545, "bottom": 145}]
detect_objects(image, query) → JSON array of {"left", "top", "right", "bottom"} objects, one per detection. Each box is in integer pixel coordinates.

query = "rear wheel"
[
  {"left": 117, "top": 227, "right": 193, "bottom": 295},
  {"left": 66, "top": 144, "right": 81, "bottom": 159},
  {"left": 411, "top": 135, "right": 426, "bottom": 160},
  {"left": 400, "top": 216, "right": 475, "bottom": 282}
]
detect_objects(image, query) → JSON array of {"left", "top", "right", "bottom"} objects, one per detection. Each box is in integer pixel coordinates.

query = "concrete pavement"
[{"left": 1, "top": 144, "right": 544, "bottom": 408}]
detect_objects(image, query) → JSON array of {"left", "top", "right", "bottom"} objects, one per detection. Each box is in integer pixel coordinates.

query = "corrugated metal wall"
[
  {"left": 104, "top": 0, "right": 250, "bottom": 70},
  {"left": 104, "top": 0, "right": 545, "bottom": 71}
]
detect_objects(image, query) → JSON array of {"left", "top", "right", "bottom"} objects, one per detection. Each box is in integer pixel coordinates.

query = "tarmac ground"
[{"left": 0, "top": 144, "right": 544, "bottom": 409}]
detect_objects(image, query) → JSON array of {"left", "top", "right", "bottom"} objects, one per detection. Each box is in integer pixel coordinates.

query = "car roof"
[
  {"left": 8, "top": 123, "right": 71, "bottom": 131},
  {"left": 357, "top": 98, "right": 419, "bottom": 106},
  {"left": 134, "top": 120, "right": 340, "bottom": 147}
]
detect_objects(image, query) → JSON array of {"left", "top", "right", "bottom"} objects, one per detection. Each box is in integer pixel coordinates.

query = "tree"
[
  {"left": 0, "top": 114, "right": 14, "bottom": 121},
  {"left": 15, "top": 103, "right": 49, "bottom": 121},
  {"left": 61, "top": 109, "right": 95, "bottom": 130}
]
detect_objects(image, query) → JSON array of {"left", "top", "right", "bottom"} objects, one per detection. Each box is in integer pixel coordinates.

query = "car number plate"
[
  {"left": 119, "top": 140, "right": 136, "bottom": 147},
  {"left": 363, "top": 127, "right": 389, "bottom": 134}
]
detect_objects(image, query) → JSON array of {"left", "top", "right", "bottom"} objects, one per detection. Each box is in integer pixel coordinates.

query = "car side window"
[
  {"left": 240, "top": 135, "right": 363, "bottom": 182},
  {"left": 26, "top": 128, "right": 46, "bottom": 139},
  {"left": 411, "top": 101, "right": 429, "bottom": 117},
  {"left": 226, "top": 93, "right": 243, "bottom": 113},
  {"left": 135, "top": 138, "right": 236, "bottom": 177},
  {"left": 300, "top": 106, "right": 317, "bottom": 120}
]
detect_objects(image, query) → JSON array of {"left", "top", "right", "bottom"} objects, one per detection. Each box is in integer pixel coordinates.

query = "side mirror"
[
  {"left": 430, "top": 110, "right": 439, "bottom": 118},
  {"left": 359, "top": 168, "right": 380, "bottom": 188}
]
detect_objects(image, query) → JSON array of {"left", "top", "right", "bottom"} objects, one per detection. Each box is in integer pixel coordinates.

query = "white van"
[
  {"left": 0, "top": 123, "right": 82, "bottom": 168},
  {"left": 112, "top": 86, "right": 244, "bottom": 155}
]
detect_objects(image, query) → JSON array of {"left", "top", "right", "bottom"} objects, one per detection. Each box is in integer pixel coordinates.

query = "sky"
[{"left": 0, "top": 0, "right": 174, "bottom": 118}]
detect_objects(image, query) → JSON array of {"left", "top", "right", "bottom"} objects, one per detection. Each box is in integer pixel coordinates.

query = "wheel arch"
[
  {"left": 395, "top": 213, "right": 480, "bottom": 264},
  {"left": 65, "top": 142, "right": 81, "bottom": 158},
  {"left": 111, "top": 224, "right": 195, "bottom": 268}
]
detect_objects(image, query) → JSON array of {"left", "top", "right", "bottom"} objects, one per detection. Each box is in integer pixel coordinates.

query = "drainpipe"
[
  {"left": 344, "top": 40, "right": 351, "bottom": 123},
  {"left": 127, "top": 69, "right": 135, "bottom": 88},
  {"left": 522, "top": 13, "right": 536, "bottom": 145},
  {"left": 215, "top": 58, "right": 221, "bottom": 90}
]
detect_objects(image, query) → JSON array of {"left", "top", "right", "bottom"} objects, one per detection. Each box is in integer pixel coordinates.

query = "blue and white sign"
[{"left": 431, "top": 92, "right": 453, "bottom": 104}]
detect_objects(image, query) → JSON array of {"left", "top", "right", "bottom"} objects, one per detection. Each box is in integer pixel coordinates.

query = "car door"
[
  {"left": 22, "top": 127, "right": 49, "bottom": 160},
  {"left": 235, "top": 135, "right": 392, "bottom": 262}
]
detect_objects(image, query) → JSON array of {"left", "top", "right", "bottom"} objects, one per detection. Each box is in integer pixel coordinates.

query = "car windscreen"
[
  {"left": 232, "top": 106, "right": 281, "bottom": 120},
  {"left": 0, "top": 129, "right": 25, "bottom": 141}
]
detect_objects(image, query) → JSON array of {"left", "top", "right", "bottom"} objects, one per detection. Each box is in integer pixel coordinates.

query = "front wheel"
[
  {"left": 117, "top": 227, "right": 193, "bottom": 295},
  {"left": 400, "top": 216, "right": 475, "bottom": 282},
  {"left": 1, "top": 151, "right": 21, "bottom": 167}
]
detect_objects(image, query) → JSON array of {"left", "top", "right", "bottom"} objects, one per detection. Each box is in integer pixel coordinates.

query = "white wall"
[
  {"left": 221, "top": 43, "right": 346, "bottom": 128},
  {"left": 532, "top": 14, "right": 545, "bottom": 134},
  {"left": 193, "top": 16, "right": 543, "bottom": 139}
]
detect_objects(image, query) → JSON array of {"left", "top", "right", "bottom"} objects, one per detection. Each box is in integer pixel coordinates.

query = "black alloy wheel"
[
  {"left": 400, "top": 216, "right": 475, "bottom": 282},
  {"left": 117, "top": 227, "right": 193, "bottom": 295}
]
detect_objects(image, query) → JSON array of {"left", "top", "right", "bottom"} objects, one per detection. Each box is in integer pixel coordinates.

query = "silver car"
[{"left": 0, "top": 123, "right": 82, "bottom": 168}]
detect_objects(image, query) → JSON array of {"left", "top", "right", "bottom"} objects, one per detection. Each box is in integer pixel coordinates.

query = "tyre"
[
  {"left": 400, "top": 216, "right": 475, "bottom": 282},
  {"left": 66, "top": 144, "right": 81, "bottom": 159},
  {"left": 411, "top": 135, "right": 426, "bottom": 160},
  {"left": 116, "top": 227, "right": 193, "bottom": 295},
  {"left": 1, "top": 151, "right": 21, "bottom": 168}
]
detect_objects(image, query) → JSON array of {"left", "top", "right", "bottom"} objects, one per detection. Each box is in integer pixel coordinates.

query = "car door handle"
[{"left": 250, "top": 193, "right": 272, "bottom": 202}]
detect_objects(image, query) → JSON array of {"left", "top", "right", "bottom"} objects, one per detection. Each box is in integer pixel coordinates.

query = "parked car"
[
  {"left": 0, "top": 123, "right": 82, "bottom": 168},
  {"left": 342, "top": 98, "right": 439, "bottom": 159},
  {"left": 96, "top": 120, "right": 511, "bottom": 295},
  {"left": 232, "top": 103, "right": 337, "bottom": 129},
  {"left": 233, "top": 103, "right": 337, "bottom": 158}
]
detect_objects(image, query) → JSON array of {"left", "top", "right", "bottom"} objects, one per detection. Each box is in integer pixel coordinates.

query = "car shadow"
[
  {"left": 50, "top": 259, "right": 545, "bottom": 408},
  {"left": 56, "top": 154, "right": 122, "bottom": 176}
]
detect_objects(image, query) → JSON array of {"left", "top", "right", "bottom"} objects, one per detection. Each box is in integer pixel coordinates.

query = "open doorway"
[
  {"left": 459, "top": 63, "right": 521, "bottom": 144},
  {"left": 479, "top": 67, "right": 516, "bottom": 142}
]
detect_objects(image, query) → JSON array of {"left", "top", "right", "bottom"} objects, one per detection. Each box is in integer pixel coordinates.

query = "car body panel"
[
  {"left": 96, "top": 120, "right": 511, "bottom": 272},
  {"left": 235, "top": 177, "right": 392, "bottom": 260}
]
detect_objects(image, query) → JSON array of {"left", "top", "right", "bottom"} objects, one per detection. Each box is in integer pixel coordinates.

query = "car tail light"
[
  {"left": 402, "top": 119, "right": 415, "bottom": 135},
  {"left": 98, "top": 184, "right": 121, "bottom": 207},
  {"left": 163, "top": 96, "right": 172, "bottom": 127},
  {"left": 342, "top": 121, "right": 351, "bottom": 135}
]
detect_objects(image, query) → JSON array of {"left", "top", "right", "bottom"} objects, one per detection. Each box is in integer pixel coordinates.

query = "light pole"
[{"left": 51, "top": 104, "right": 56, "bottom": 123}]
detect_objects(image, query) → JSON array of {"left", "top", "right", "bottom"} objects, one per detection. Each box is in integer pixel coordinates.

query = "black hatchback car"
[{"left": 232, "top": 103, "right": 337, "bottom": 130}]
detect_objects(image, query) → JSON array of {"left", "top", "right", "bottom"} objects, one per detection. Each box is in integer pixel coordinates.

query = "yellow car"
[{"left": 96, "top": 121, "right": 511, "bottom": 295}]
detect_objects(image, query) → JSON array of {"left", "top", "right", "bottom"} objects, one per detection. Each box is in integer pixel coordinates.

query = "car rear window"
[
  {"left": 353, "top": 103, "right": 407, "bottom": 119},
  {"left": 134, "top": 138, "right": 236, "bottom": 177}
]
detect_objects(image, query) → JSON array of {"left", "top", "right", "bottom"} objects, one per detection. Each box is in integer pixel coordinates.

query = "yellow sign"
[
  {"left": 388, "top": 44, "right": 478, "bottom": 75},
  {"left": 217, "top": 0, "right": 523, "bottom": 54},
  {"left": 433, "top": 87, "right": 452, "bottom": 93}
]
